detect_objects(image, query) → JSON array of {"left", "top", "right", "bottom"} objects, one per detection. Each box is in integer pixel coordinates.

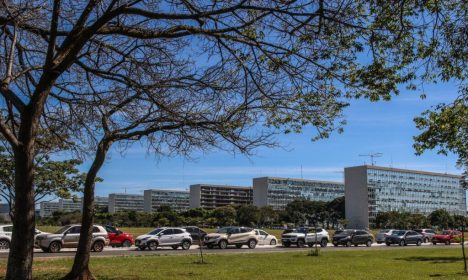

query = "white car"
[
  {"left": 255, "top": 229, "right": 278, "bottom": 246},
  {"left": 135, "top": 227, "right": 192, "bottom": 250},
  {"left": 305, "top": 228, "right": 330, "bottom": 247},
  {"left": 0, "top": 224, "right": 48, "bottom": 250}
]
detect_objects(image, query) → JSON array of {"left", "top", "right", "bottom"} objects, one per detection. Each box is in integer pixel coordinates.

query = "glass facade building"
[
  {"left": 109, "top": 193, "right": 144, "bottom": 213},
  {"left": 144, "top": 189, "right": 190, "bottom": 212},
  {"left": 190, "top": 184, "right": 253, "bottom": 209},
  {"left": 253, "top": 177, "right": 344, "bottom": 210},
  {"left": 345, "top": 165, "right": 466, "bottom": 228},
  {"left": 58, "top": 198, "right": 82, "bottom": 213}
]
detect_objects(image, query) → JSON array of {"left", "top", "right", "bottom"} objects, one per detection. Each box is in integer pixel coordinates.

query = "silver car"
[
  {"left": 415, "top": 229, "right": 436, "bottom": 243},
  {"left": 35, "top": 224, "right": 109, "bottom": 253},
  {"left": 375, "top": 229, "right": 396, "bottom": 244},
  {"left": 135, "top": 227, "right": 192, "bottom": 250}
]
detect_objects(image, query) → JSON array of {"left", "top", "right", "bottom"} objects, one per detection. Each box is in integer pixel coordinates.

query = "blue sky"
[{"left": 87, "top": 82, "right": 462, "bottom": 197}]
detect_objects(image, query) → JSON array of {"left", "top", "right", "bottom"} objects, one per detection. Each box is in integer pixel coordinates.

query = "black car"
[
  {"left": 332, "top": 229, "right": 373, "bottom": 247},
  {"left": 385, "top": 230, "right": 423, "bottom": 246},
  {"left": 184, "top": 226, "right": 207, "bottom": 244}
]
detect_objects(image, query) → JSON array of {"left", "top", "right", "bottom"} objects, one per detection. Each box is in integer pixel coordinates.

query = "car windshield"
[
  {"left": 392, "top": 231, "right": 406, "bottom": 236},
  {"left": 216, "top": 227, "right": 231, "bottom": 234},
  {"left": 148, "top": 228, "right": 164, "bottom": 235},
  {"left": 55, "top": 226, "right": 71, "bottom": 234}
]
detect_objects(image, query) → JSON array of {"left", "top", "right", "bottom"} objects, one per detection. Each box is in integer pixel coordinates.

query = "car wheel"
[
  {"left": 320, "top": 239, "right": 328, "bottom": 248},
  {"left": 181, "top": 240, "right": 191, "bottom": 250},
  {"left": 248, "top": 239, "right": 257, "bottom": 249},
  {"left": 172, "top": 245, "right": 179, "bottom": 250},
  {"left": 270, "top": 239, "right": 277, "bottom": 246},
  {"left": 377, "top": 242, "right": 382, "bottom": 244},
  {"left": 333, "top": 242, "right": 338, "bottom": 247},
  {"left": 445, "top": 240, "right": 450, "bottom": 245},
  {"left": 283, "top": 242, "right": 291, "bottom": 248},
  {"left": 297, "top": 239, "right": 305, "bottom": 248},
  {"left": 354, "top": 244, "right": 358, "bottom": 247},
  {"left": 424, "top": 237, "right": 429, "bottom": 243},
  {"left": 92, "top": 241, "right": 105, "bottom": 252},
  {"left": 346, "top": 241, "right": 351, "bottom": 247},
  {"left": 49, "top": 241, "right": 61, "bottom": 253},
  {"left": 207, "top": 244, "right": 214, "bottom": 249},
  {"left": 41, "top": 247, "right": 50, "bottom": 253},
  {"left": 219, "top": 240, "right": 228, "bottom": 249},
  {"left": 0, "top": 239, "right": 10, "bottom": 250},
  {"left": 122, "top": 240, "right": 132, "bottom": 248},
  {"left": 399, "top": 240, "right": 405, "bottom": 246},
  {"left": 417, "top": 240, "right": 422, "bottom": 246},
  {"left": 235, "top": 244, "right": 243, "bottom": 249},
  {"left": 432, "top": 242, "right": 437, "bottom": 245},
  {"left": 139, "top": 246, "right": 146, "bottom": 250},
  {"left": 366, "top": 240, "right": 372, "bottom": 247},
  {"left": 148, "top": 241, "right": 158, "bottom": 251},
  {"left": 386, "top": 243, "right": 391, "bottom": 246}
]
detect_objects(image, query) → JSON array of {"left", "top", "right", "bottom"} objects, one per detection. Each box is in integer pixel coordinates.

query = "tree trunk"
[
  {"left": 6, "top": 144, "right": 36, "bottom": 280},
  {"left": 63, "top": 140, "right": 110, "bottom": 280}
]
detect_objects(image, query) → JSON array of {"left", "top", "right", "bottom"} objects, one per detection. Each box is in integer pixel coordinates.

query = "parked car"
[
  {"left": 281, "top": 227, "right": 308, "bottom": 247},
  {"left": 332, "top": 229, "right": 373, "bottom": 247},
  {"left": 104, "top": 225, "right": 134, "bottom": 247},
  {"left": 375, "top": 229, "right": 396, "bottom": 244},
  {"left": 385, "top": 230, "right": 423, "bottom": 246},
  {"left": 414, "top": 229, "right": 436, "bottom": 243},
  {"left": 255, "top": 229, "right": 278, "bottom": 246},
  {"left": 0, "top": 225, "right": 12, "bottom": 250},
  {"left": 306, "top": 228, "right": 330, "bottom": 247},
  {"left": 432, "top": 230, "right": 462, "bottom": 245},
  {"left": 204, "top": 226, "right": 257, "bottom": 249},
  {"left": 184, "top": 226, "right": 207, "bottom": 244},
  {"left": 135, "top": 227, "right": 192, "bottom": 250},
  {"left": 35, "top": 224, "right": 109, "bottom": 253}
]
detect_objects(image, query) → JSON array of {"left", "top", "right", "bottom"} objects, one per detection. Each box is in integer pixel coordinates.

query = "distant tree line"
[
  {"left": 375, "top": 209, "right": 468, "bottom": 230},
  {"left": 37, "top": 197, "right": 346, "bottom": 229}
]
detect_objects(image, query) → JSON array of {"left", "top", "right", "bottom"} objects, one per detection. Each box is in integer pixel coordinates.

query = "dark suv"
[
  {"left": 184, "top": 226, "right": 207, "bottom": 244},
  {"left": 332, "top": 229, "right": 373, "bottom": 247}
]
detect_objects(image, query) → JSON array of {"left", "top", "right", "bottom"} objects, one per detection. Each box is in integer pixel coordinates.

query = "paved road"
[{"left": 0, "top": 242, "right": 461, "bottom": 260}]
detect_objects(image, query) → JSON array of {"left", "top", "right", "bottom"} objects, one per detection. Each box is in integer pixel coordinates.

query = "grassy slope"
[{"left": 1, "top": 247, "right": 467, "bottom": 279}]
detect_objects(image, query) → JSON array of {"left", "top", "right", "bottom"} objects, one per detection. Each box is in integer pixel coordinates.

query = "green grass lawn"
[{"left": 1, "top": 247, "right": 468, "bottom": 279}]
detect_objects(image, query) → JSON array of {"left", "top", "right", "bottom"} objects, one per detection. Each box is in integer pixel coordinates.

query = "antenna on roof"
[{"left": 359, "top": 152, "right": 383, "bottom": 166}]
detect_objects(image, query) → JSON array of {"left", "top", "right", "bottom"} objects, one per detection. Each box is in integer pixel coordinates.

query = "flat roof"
[
  {"left": 254, "top": 176, "right": 344, "bottom": 185},
  {"left": 190, "top": 184, "right": 252, "bottom": 190},
  {"left": 345, "top": 165, "right": 461, "bottom": 178},
  {"left": 144, "top": 189, "right": 189, "bottom": 193}
]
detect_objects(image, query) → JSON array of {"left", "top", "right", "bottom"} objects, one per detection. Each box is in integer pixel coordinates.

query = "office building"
[
  {"left": 190, "top": 184, "right": 253, "bottom": 209},
  {"left": 345, "top": 165, "right": 466, "bottom": 228},
  {"left": 58, "top": 198, "right": 82, "bottom": 212},
  {"left": 95, "top": 196, "right": 109, "bottom": 210},
  {"left": 144, "top": 189, "right": 190, "bottom": 212},
  {"left": 253, "top": 177, "right": 344, "bottom": 210},
  {"left": 39, "top": 201, "right": 60, "bottom": 217},
  {"left": 108, "top": 193, "right": 144, "bottom": 213}
]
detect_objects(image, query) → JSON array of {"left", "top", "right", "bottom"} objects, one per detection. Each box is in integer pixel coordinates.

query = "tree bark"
[
  {"left": 63, "top": 140, "right": 111, "bottom": 280},
  {"left": 6, "top": 127, "right": 36, "bottom": 280}
]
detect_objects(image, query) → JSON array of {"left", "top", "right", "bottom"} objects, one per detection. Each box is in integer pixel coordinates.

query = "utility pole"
[{"left": 359, "top": 152, "right": 383, "bottom": 166}]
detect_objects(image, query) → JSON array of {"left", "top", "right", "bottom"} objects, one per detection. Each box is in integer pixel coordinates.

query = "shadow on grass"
[
  {"left": 395, "top": 256, "right": 462, "bottom": 263},
  {"left": 429, "top": 272, "right": 468, "bottom": 278}
]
